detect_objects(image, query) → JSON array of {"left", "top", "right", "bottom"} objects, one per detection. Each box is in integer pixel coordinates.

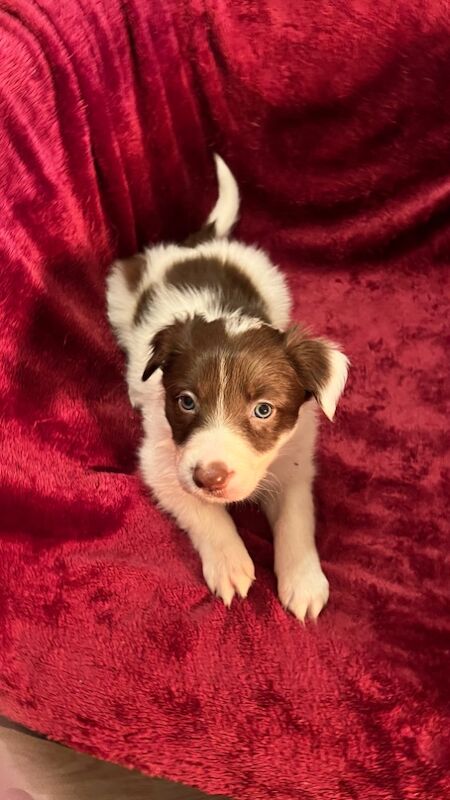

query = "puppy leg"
[
  {"left": 145, "top": 465, "right": 255, "bottom": 605},
  {"left": 262, "top": 417, "right": 329, "bottom": 621},
  {"left": 264, "top": 477, "right": 329, "bottom": 622},
  {"left": 166, "top": 489, "right": 254, "bottom": 605}
]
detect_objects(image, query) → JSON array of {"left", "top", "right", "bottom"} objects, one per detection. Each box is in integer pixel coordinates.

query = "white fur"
[
  {"left": 177, "top": 424, "right": 293, "bottom": 504},
  {"left": 107, "top": 156, "right": 349, "bottom": 619},
  {"left": 319, "top": 346, "right": 350, "bottom": 422},
  {"left": 207, "top": 154, "right": 240, "bottom": 237}
]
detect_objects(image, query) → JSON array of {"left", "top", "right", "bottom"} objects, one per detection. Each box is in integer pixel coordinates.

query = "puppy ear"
[
  {"left": 142, "top": 325, "right": 180, "bottom": 381},
  {"left": 285, "top": 326, "right": 349, "bottom": 420}
]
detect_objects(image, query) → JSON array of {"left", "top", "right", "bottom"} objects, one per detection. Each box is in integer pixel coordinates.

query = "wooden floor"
[{"left": 0, "top": 720, "right": 229, "bottom": 800}]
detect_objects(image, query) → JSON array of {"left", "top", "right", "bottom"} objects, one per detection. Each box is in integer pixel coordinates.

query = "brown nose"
[{"left": 193, "top": 461, "right": 232, "bottom": 491}]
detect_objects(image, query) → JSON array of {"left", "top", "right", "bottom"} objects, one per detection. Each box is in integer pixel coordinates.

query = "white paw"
[
  {"left": 201, "top": 540, "right": 255, "bottom": 607},
  {"left": 277, "top": 559, "right": 329, "bottom": 622}
]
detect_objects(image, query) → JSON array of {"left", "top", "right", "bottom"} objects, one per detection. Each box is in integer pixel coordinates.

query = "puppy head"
[{"left": 143, "top": 316, "right": 348, "bottom": 503}]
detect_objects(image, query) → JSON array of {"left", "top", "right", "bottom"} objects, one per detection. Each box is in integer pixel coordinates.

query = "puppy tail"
[{"left": 206, "top": 154, "right": 240, "bottom": 238}]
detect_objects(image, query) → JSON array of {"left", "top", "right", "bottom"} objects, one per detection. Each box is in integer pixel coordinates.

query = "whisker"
[{"left": 254, "top": 470, "right": 282, "bottom": 504}]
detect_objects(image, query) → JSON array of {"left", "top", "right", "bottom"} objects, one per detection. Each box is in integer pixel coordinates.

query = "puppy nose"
[{"left": 193, "top": 462, "right": 232, "bottom": 491}]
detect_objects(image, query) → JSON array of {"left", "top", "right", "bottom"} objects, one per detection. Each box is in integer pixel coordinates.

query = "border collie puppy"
[{"left": 107, "top": 156, "right": 349, "bottom": 621}]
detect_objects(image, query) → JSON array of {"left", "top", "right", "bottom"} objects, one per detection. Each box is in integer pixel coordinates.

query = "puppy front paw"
[
  {"left": 277, "top": 558, "right": 329, "bottom": 622},
  {"left": 201, "top": 541, "right": 255, "bottom": 607}
]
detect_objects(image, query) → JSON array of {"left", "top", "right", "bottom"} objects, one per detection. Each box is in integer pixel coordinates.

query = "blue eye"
[
  {"left": 254, "top": 402, "right": 273, "bottom": 419},
  {"left": 177, "top": 393, "right": 197, "bottom": 413}
]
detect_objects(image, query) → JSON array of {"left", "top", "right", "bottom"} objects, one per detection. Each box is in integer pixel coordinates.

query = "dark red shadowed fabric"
[{"left": 1, "top": 1, "right": 449, "bottom": 798}]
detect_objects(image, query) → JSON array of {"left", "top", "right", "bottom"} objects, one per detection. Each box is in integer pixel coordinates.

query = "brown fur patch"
[
  {"left": 121, "top": 254, "right": 146, "bottom": 291},
  {"left": 134, "top": 286, "right": 156, "bottom": 326},
  {"left": 284, "top": 327, "right": 331, "bottom": 396},
  {"left": 166, "top": 256, "right": 270, "bottom": 323},
  {"left": 150, "top": 317, "right": 311, "bottom": 450}
]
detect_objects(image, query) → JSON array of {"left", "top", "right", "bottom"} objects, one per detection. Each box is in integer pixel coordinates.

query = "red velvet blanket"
[{"left": 1, "top": 1, "right": 449, "bottom": 798}]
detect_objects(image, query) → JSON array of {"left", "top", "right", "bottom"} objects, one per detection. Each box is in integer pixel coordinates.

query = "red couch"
[{"left": 1, "top": 1, "right": 449, "bottom": 798}]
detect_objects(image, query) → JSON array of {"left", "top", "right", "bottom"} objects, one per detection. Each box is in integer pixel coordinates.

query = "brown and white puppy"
[{"left": 107, "top": 156, "right": 349, "bottom": 620}]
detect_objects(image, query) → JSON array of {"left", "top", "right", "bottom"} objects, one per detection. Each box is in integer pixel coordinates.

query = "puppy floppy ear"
[
  {"left": 285, "top": 326, "right": 349, "bottom": 421},
  {"left": 142, "top": 323, "right": 182, "bottom": 381}
]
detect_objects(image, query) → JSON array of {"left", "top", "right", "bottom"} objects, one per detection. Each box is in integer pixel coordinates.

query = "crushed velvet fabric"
[{"left": 0, "top": 1, "right": 449, "bottom": 798}]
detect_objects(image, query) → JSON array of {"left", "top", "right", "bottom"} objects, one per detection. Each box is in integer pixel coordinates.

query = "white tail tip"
[{"left": 207, "top": 154, "right": 240, "bottom": 238}]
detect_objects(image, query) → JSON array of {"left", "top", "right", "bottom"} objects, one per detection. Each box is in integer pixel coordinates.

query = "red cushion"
[{"left": 1, "top": 1, "right": 449, "bottom": 798}]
